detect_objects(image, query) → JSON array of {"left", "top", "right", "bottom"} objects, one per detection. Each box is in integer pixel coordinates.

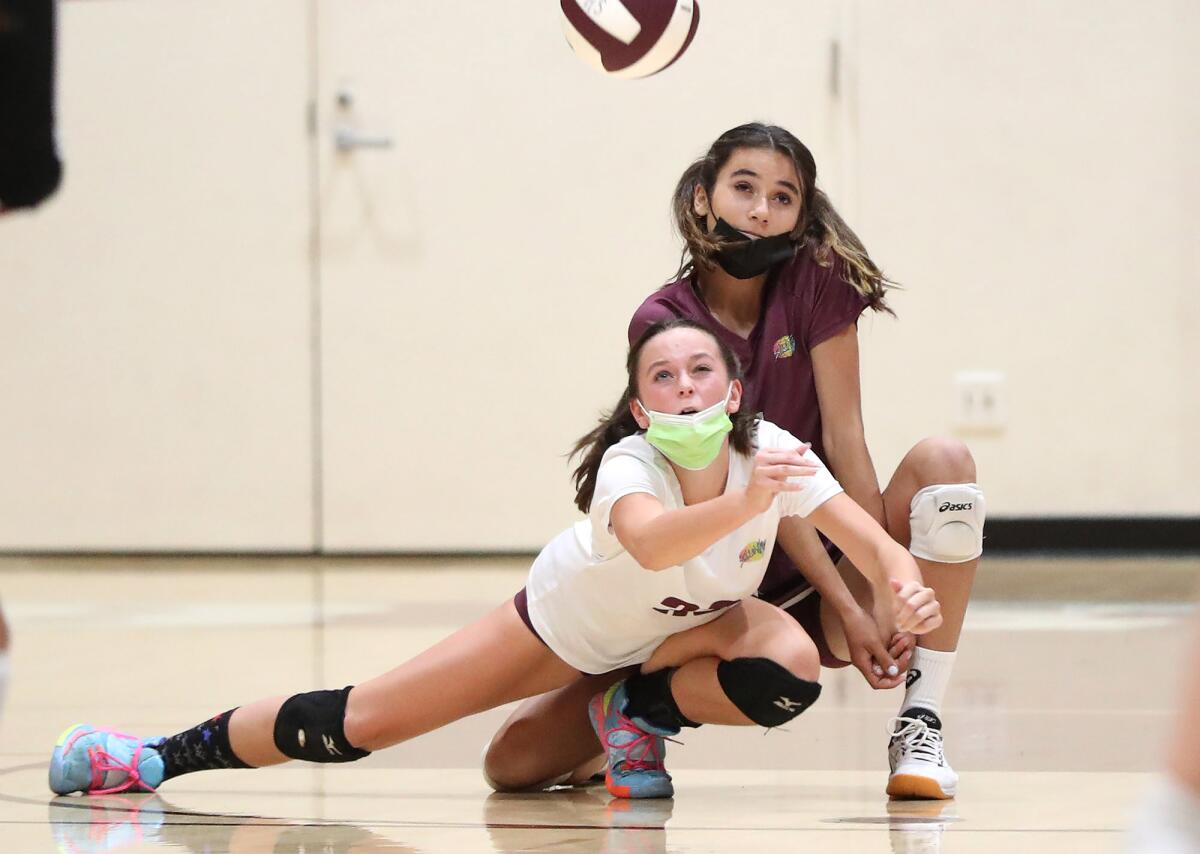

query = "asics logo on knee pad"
[{"left": 910, "top": 483, "right": 985, "bottom": 564}]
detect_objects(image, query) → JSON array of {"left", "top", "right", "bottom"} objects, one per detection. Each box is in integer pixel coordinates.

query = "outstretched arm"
[
  {"left": 611, "top": 491, "right": 761, "bottom": 571},
  {"left": 611, "top": 447, "right": 817, "bottom": 571}
]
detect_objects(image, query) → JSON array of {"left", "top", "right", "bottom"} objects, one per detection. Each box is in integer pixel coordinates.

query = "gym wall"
[{"left": 0, "top": 1, "right": 1195, "bottom": 551}]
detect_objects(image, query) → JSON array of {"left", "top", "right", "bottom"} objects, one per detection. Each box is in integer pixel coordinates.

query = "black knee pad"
[
  {"left": 273, "top": 686, "right": 371, "bottom": 763},
  {"left": 716, "top": 657, "right": 821, "bottom": 727}
]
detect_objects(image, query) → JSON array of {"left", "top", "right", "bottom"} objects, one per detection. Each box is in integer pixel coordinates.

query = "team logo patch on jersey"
[
  {"left": 772, "top": 334, "right": 796, "bottom": 360},
  {"left": 739, "top": 539, "right": 767, "bottom": 566}
]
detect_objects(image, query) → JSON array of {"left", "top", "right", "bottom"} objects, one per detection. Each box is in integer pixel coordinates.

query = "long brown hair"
[
  {"left": 571, "top": 319, "right": 757, "bottom": 514},
  {"left": 671, "top": 122, "right": 895, "bottom": 314}
]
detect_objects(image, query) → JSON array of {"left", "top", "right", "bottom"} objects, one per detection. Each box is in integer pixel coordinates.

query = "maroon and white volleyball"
[{"left": 560, "top": 0, "right": 700, "bottom": 79}]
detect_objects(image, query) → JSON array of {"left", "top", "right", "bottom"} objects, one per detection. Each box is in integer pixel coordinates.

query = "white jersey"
[{"left": 526, "top": 419, "right": 843, "bottom": 674}]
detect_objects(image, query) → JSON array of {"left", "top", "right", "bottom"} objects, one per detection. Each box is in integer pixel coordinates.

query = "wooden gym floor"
[{"left": 0, "top": 554, "right": 1195, "bottom": 853}]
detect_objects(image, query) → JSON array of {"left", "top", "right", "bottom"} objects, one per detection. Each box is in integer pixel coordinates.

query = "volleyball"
[{"left": 560, "top": 0, "right": 700, "bottom": 79}]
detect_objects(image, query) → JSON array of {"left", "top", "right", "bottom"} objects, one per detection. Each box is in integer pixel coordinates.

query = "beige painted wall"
[
  {"left": 0, "top": 2, "right": 1194, "bottom": 551},
  {"left": 313, "top": 0, "right": 842, "bottom": 549},
  {"left": 0, "top": 1, "right": 315, "bottom": 549},
  {"left": 848, "top": 0, "right": 1200, "bottom": 516}
]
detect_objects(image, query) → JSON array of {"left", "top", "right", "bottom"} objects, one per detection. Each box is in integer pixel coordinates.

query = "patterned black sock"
[
  {"left": 622, "top": 668, "right": 701, "bottom": 732},
  {"left": 153, "top": 708, "right": 252, "bottom": 781}
]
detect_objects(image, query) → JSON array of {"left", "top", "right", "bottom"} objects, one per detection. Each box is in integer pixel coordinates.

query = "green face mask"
[{"left": 637, "top": 385, "right": 734, "bottom": 471}]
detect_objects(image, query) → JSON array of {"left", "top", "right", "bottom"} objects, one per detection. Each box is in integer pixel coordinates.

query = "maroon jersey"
[{"left": 628, "top": 247, "right": 868, "bottom": 602}]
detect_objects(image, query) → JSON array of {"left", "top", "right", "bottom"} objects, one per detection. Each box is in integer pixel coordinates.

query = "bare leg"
[
  {"left": 880, "top": 437, "right": 979, "bottom": 652},
  {"left": 484, "top": 598, "right": 819, "bottom": 789},
  {"left": 484, "top": 668, "right": 632, "bottom": 791},
  {"left": 812, "top": 437, "right": 977, "bottom": 800},
  {"left": 1167, "top": 617, "right": 1200, "bottom": 795},
  {"left": 0, "top": 602, "right": 9, "bottom": 718},
  {"left": 229, "top": 600, "right": 580, "bottom": 766}
]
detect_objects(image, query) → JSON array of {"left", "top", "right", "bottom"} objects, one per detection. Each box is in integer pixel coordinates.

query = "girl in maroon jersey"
[{"left": 485, "top": 123, "right": 984, "bottom": 801}]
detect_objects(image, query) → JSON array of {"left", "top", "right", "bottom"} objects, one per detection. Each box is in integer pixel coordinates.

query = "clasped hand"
[
  {"left": 849, "top": 579, "right": 942, "bottom": 690},
  {"left": 889, "top": 577, "right": 942, "bottom": 635}
]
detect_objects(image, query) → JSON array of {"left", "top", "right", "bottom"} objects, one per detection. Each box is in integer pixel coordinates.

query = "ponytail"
[
  {"left": 570, "top": 390, "right": 640, "bottom": 514},
  {"left": 804, "top": 188, "right": 896, "bottom": 316}
]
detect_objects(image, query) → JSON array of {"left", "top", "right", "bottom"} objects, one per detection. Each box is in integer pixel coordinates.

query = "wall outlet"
[{"left": 954, "top": 371, "right": 1006, "bottom": 431}]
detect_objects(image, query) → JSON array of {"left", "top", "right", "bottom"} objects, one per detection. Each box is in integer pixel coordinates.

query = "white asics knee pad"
[{"left": 908, "top": 483, "right": 985, "bottom": 563}]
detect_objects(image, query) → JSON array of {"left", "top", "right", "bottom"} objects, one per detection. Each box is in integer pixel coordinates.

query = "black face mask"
[{"left": 709, "top": 218, "right": 796, "bottom": 279}]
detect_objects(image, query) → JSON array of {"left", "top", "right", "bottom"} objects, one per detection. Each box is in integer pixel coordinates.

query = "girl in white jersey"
[{"left": 47, "top": 320, "right": 940, "bottom": 802}]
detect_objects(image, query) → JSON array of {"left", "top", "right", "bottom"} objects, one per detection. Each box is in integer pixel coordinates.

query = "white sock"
[
  {"left": 901, "top": 647, "right": 956, "bottom": 719},
  {"left": 0, "top": 651, "right": 10, "bottom": 719}
]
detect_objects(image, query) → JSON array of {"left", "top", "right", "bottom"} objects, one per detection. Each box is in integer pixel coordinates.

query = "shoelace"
[
  {"left": 603, "top": 712, "right": 673, "bottom": 774},
  {"left": 62, "top": 727, "right": 156, "bottom": 795},
  {"left": 886, "top": 716, "right": 944, "bottom": 764}
]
